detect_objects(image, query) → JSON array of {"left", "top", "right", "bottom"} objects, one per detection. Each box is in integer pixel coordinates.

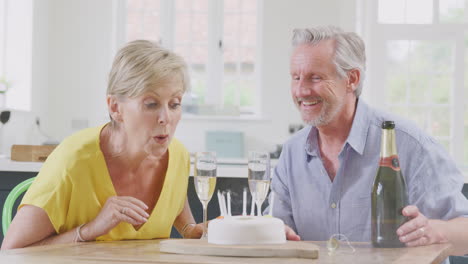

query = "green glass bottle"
[{"left": 371, "top": 121, "right": 408, "bottom": 248}]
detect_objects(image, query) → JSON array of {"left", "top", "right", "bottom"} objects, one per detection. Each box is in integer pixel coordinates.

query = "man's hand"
[
  {"left": 397, "top": 205, "right": 448, "bottom": 247},
  {"left": 285, "top": 225, "right": 301, "bottom": 241}
]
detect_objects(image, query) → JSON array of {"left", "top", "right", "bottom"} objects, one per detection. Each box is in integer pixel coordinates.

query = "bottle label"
[{"left": 379, "top": 155, "right": 401, "bottom": 171}]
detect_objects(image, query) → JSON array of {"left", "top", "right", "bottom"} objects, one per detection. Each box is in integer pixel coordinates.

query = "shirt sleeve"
[
  {"left": 19, "top": 144, "right": 73, "bottom": 233},
  {"left": 268, "top": 150, "right": 298, "bottom": 232},
  {"left": 406, "top": 137, "right": 468, "bottom": 220}
]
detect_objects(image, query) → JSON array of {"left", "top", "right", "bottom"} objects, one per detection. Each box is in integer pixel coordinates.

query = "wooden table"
[{"left": 0, "top": 239, "right": 453, "bottom": 264}]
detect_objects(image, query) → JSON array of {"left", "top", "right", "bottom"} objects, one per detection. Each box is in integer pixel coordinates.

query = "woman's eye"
[
  {"left": 170, "top": 103, "right": 181, "bottom": 109},
  {"left": 145, "top": 102, "right": 157, "bottom": 109}
]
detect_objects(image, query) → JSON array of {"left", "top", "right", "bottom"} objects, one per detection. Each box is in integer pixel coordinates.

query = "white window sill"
[{"left": 182, "top": 114, "right": 270, "bottom": 122}]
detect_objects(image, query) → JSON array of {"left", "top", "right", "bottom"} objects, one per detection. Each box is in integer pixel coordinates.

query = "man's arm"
[
  {"left": 431, "top": 217, "right": 468, "bottom": 255},
  {"left": 396, "top": 135, "right": 468, "bottom": 255},
  {"left": 397, "top": 205, "right": 468, "bottom": 255}
]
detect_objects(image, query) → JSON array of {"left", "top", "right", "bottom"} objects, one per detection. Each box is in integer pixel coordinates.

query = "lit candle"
[
  {"left": 227, "top": 190, "right": 231, "bottom": 217},
  {"left": 242, "top": 187, "right": 247, "bottom": 216},
  {"left": 269, "top": 191, "right": 275, "bottom": 216}
]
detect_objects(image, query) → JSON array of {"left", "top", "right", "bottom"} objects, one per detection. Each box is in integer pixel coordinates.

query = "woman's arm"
[
  {"left": 2, "top": 205, "right": 68, "bottom": 249},
  {"left": 2, "top": 196, "right": 149, "bottom": 249},
  {"left": 173, "top": 199, "right": 202, "bottom": 238}
]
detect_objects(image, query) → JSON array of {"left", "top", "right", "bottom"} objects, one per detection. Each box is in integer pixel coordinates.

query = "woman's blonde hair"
[{"left": 107, "top": 40, "right": 189, "bottom": 98}]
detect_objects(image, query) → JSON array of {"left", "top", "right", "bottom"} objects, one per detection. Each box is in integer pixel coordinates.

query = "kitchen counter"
[
  {"left": 0, "top": 157, "right": 279, "bottom": 178},
  {"left": 0, "top": 157, "right": 43, "bottom": 172},
  {"left": 0, "top": 157, "right": 467, "bottom": 183}
]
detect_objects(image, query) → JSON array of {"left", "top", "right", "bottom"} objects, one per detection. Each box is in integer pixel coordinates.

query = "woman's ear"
[
  {"left": 107, "top": 95, "right": 123, "bottom": 122},
  {"left": 346, "top": 69, "right": 361, "bottom": 93}
]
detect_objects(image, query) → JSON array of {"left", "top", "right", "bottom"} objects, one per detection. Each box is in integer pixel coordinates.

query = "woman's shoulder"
[
  {"left": 169, "top": 137, "right": 190, "bottom": 168},
  {"left": 46, "top": 125, "right": 106, "bottom": 169},
  {"left": 31, "top": 125, "right": 107, "bottom": 194},
  {"left": 169, "top": 137, "right": 189, "bottom": 155}
]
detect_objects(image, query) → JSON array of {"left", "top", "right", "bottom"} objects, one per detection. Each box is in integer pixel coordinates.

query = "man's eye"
[
  {"left": 292, "top": 76, "right": 300, "bottom": 81},
  {"left": 311, "top": 76, "right": 321, "bottom": 82}
]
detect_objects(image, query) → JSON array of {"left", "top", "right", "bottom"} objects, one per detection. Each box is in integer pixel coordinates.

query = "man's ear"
[
  {"left": 346, "top": 69, "right": 361, "bottom": 93},
  {"left": 107, "top": 95, "right": 123, "bottom": 122}
]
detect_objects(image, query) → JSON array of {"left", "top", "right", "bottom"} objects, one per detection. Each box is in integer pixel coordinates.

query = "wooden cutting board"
[
  {"left": 159, "top": 239, "right": 319, "bottom": 259},
  {"left": 11, "top": 144, "right": 57, "bottom": 162}
]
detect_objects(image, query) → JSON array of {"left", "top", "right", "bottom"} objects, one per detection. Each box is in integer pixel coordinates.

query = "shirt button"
[{"left": 331, "top": 203, "right": 337, "bottom": 209}]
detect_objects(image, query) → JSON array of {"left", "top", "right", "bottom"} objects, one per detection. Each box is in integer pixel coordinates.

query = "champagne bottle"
[{"left": 371, "top": 121, "right": 408, "bottom": 248}]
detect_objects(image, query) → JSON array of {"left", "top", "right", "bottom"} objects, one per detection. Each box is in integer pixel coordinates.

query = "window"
[
  {"left": 0, "top": 0, "right": 33, "bottom": 111},
  {"left": 362, "top": 0, "right": 467, "bottom": 169},
  {"left": 124, "top": 0, "right": 261, "bottom": 116}
]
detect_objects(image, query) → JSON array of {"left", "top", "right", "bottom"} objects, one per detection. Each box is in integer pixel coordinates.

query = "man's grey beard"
[
  {"left": 301, "top": 99, "right": 344, "bottom": 127},
  {"left": 303, "top": 111, "right": 329, "bottom": 127}
]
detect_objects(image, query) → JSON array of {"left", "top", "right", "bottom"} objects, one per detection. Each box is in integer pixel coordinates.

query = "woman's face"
[{"left": 116, "top": 76, "right": 184, "bottom": 159}]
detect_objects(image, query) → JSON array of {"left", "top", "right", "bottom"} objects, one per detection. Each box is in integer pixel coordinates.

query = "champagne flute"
[
  {"left": 194, "top": 151, "right": 217, "bottom": 239},
  {"left": 247, "top": 151, "right": 271, "bottom": 216}
]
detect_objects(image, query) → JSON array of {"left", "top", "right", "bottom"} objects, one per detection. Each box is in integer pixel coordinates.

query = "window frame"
[
  {"left": 117, "top": 0, "right": 263, "bottom": 118},
  {"left": 361, "top": 0, "right": 466, "bottom": 168}
]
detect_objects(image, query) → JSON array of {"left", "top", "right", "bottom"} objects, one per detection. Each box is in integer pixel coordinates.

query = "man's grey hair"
[{"left": 292, "top": 26, "right": 366, "bottom": 97}]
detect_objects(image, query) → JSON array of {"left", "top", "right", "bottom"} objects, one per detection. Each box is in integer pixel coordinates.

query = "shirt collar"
[
  {"left": 304, "top": 99, "right": 370, "bottom": 157},
  {"left": 305, "top": 126, "right": 319, "bottom": 157},
  {"left": 346, "top": 99, "right": 370, "bottom": 155}
]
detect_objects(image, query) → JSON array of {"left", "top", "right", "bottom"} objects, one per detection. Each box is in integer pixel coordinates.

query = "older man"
[{"left": 270, "top": 25, "right": 468, "bottom": 255}]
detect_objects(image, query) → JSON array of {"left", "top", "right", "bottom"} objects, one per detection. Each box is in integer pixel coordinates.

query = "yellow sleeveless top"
[{"left": 20, "top": 124, "right": 190, "bottom": 240}]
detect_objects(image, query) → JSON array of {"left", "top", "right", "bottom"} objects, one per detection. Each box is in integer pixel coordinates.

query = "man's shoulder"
[{"left": 368, "top": 105, "right": 434, "bottom": 146}]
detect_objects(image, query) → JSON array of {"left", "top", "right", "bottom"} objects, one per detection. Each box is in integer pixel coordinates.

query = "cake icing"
[{"left": 207, "top": 215, "right": 286, "bottom": 245}]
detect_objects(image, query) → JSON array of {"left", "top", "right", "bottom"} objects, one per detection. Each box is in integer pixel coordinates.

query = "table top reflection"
[{"left": 0, "top": 239, "right": 453, "bottom": 264}]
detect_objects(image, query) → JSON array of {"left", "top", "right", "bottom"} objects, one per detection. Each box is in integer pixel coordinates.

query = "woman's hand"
[
  {"left": 81, "top": 196, "right": 149, "bottom": 240},
  {"left": 182, "top": 223, "right": 203, "bottom": 239},
  {"left": 397, "top": 205, "right": 448, "bottom": 247}
]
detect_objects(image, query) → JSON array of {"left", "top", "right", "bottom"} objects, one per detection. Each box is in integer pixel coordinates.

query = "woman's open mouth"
[{"left": 154, "top": 134, "right": 169, "bottom": 144}]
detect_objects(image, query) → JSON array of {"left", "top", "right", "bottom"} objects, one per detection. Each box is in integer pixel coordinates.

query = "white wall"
[
  {"left": 1, "top": 0, "right": 33, "bottom": 111},
  {"left": 32, "top": 0, "right": 357, "bottom": 157},
  {"left": 32, "top": 0, "right": 113, "bottom": 140}
]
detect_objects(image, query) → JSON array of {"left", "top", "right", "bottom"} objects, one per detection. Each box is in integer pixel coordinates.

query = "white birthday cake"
[{"left": 207, "top": 215, "right": 286, "bottom": 245}]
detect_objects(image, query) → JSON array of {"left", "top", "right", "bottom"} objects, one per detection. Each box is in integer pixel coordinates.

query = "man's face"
[{"left": 290, "top": 40, "right": 349, "bottom": 127}]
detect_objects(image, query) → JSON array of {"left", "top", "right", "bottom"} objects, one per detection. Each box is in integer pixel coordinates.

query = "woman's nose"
[{"left": 158, "top": 109, "right": 169, "bottom": 125}]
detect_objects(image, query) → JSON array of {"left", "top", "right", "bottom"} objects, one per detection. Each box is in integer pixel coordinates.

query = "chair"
[{"left": 2, "top": 177, "right": 35, "bottom": 235}]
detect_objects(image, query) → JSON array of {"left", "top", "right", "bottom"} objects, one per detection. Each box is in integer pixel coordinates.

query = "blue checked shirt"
[{"left": 269, "top": 99, "right": 468, "bottom": 242}]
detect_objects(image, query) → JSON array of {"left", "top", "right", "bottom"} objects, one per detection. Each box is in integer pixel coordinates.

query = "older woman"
[{"left": 2, "top": 40, "right": 202, "bottom": 249}]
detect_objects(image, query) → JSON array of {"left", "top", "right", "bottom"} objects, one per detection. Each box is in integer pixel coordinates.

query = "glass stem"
[
  {"left": 256, "top": 201, "right": 262, "bottom": 216},
  {"left": 202, "top": 202, "right": 208, "bottom": 238}
]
